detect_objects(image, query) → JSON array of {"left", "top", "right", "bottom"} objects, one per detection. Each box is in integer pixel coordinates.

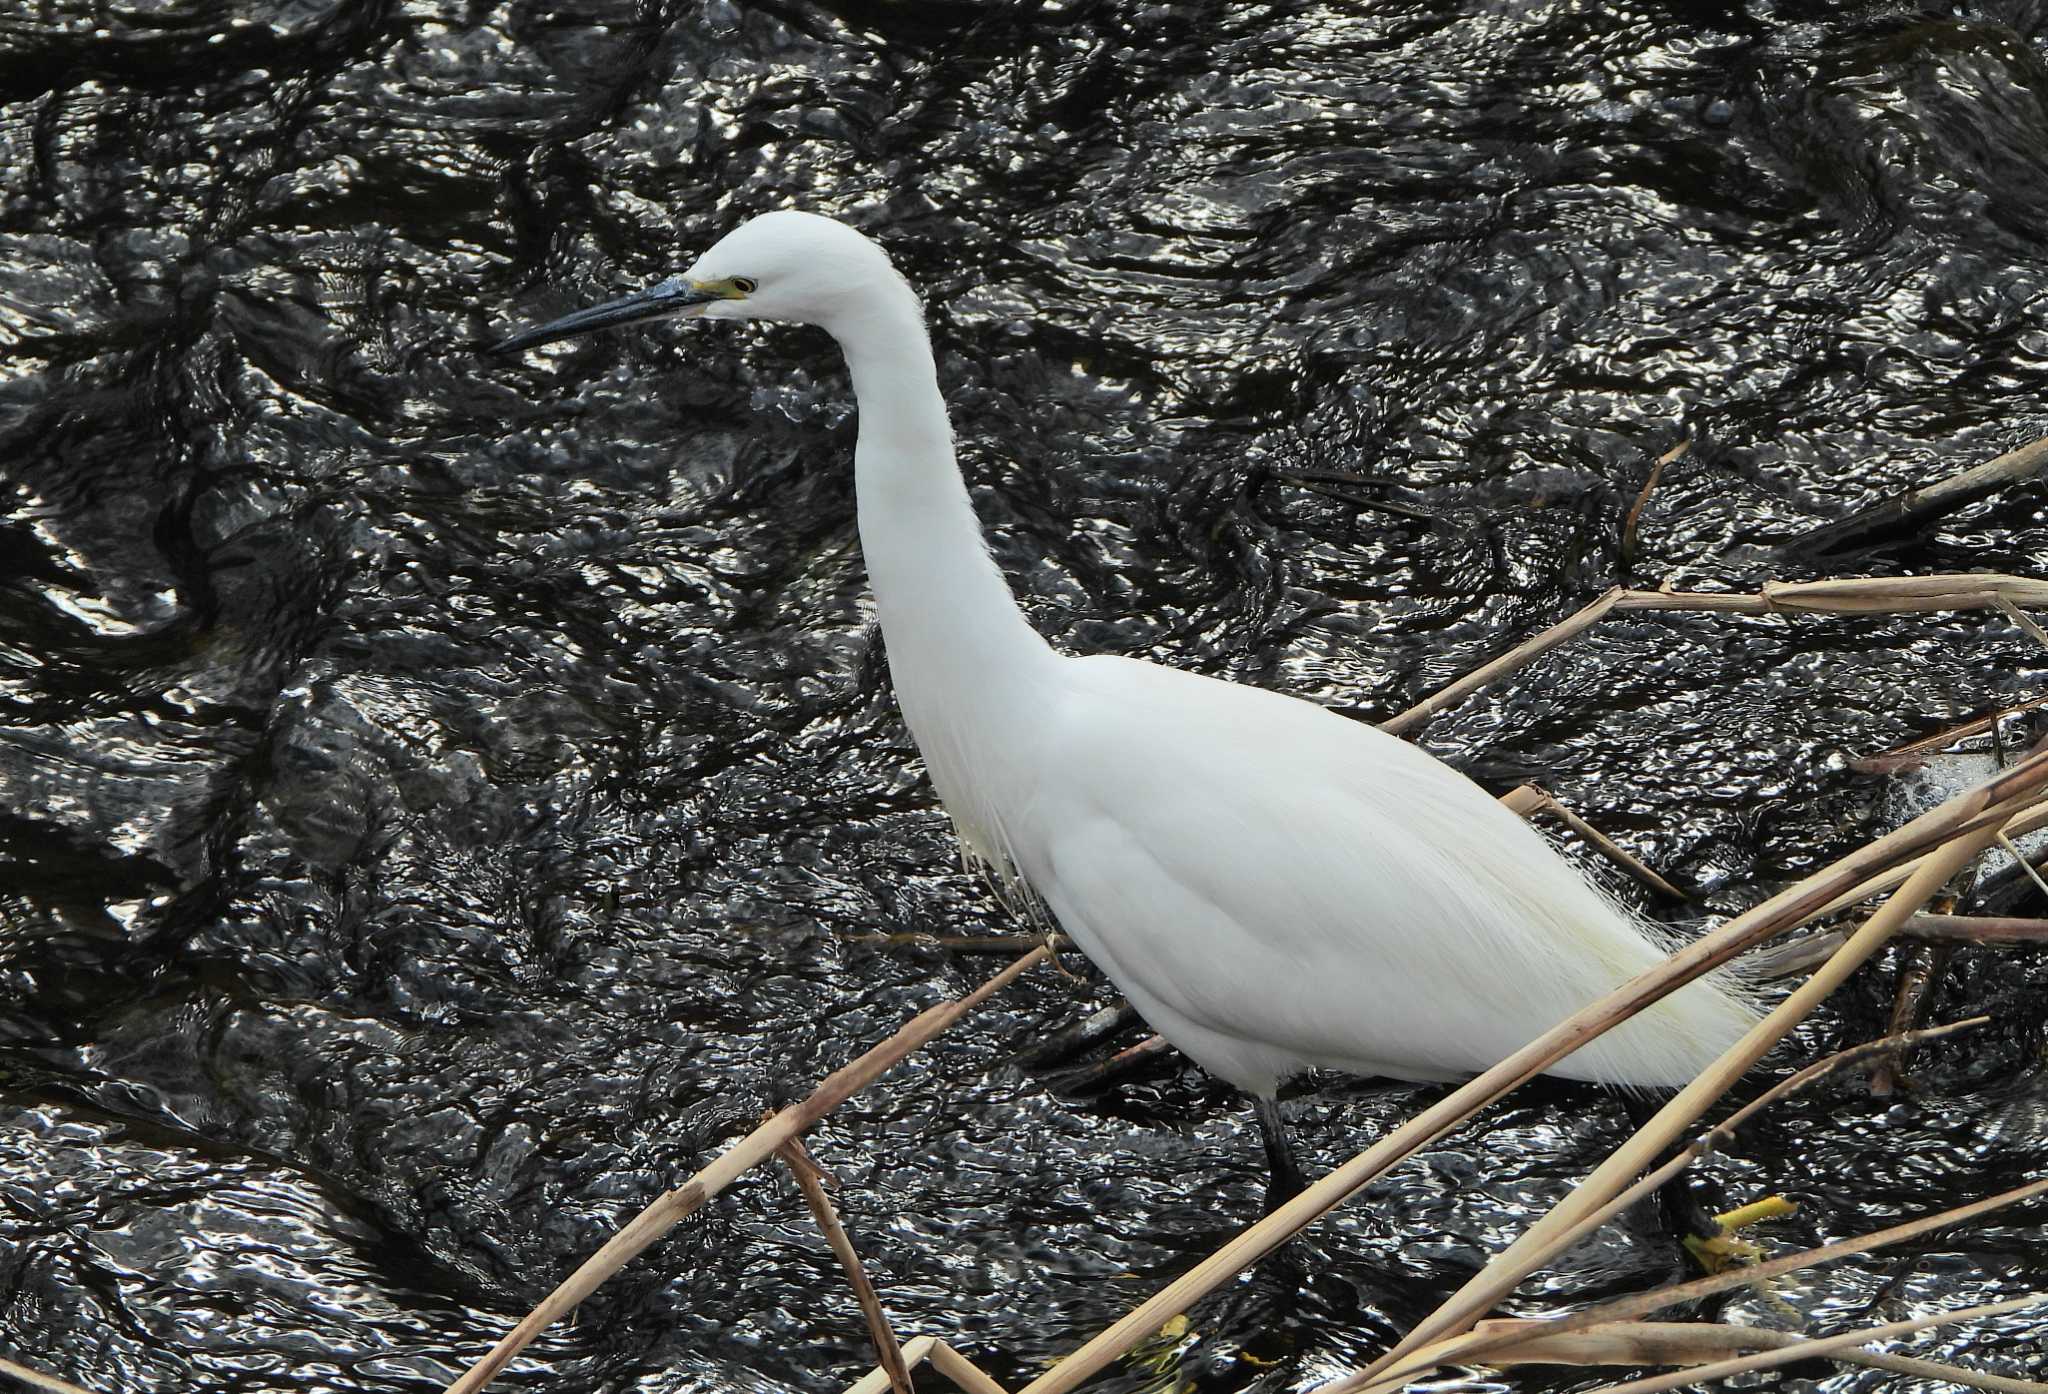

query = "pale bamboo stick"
[{"left": 441, "top": 947, "right": 1049, "bottom": 1394}]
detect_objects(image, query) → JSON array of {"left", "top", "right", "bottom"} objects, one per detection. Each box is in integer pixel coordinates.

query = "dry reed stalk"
[
  {"left": 1851, "top": 695, "right": 2048, "bottom": 773},
  {"left": 1909, "top": 912, "right": 2048, "bottom": 939},
  {"left": 842, "top": 1337, "right": 1012, "bottom": 1394},
  {"left": 441, "top": 946, "right": 1049, "bottom": 1394},
  {"left": 1343, "top": 1173, "right": 2048, "bottom": 1392},
  {"left": 927, "top": 1341, "right": 1013, "bottom": 1394},
  {"left": 1995, "top": 595, "right": 2048, "bottom": 654},
  {"left": 0, "top": 1358, "right": 99, "bottom": 1394},
  {"left": 1784, "top": 795, "right": 2048, "bottom": 927},
  {"left": 778, "top": 1134, "right": 912, "bottom": 1394},
  {"left": 1381, "top": 573, "right": 2048, "bottom": 735},
  {"left": 1740, "top": 575, "right": 2048, "bottom": 613},
  {"left": 1786, "top": 432, "right": 2048, "bottom": 557},
  {"left": 1499, "top": 784, "right": 1684, "bottom": 898},
  {"left": 1580, "top": 1292, "right": 2048, "bottom": 1394},
  {"left": 1018, "top": 749, "right": 2048, "bottom": 1394},
  {"left": 1349, "top": 812, "right": 2009, "bottom": 1386},
  {"left": 1473, "top": 1318, "right": 2048, "bottom": 1392},
  {"left": 845, "top": 1335, "right": 938, "bottom": 1394},
  {"left": 1620, "top": 442, "right": 1686, "bottom": 566}
]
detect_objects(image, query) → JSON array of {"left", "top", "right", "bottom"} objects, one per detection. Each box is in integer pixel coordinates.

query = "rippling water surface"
[{"left": 4, "top": 2, "right": 2048, "bottom": 1390}]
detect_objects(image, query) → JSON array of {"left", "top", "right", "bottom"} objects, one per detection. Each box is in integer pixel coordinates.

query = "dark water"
[{"left": 4, "top": 1, "right": 2048, "bottom": 1390}]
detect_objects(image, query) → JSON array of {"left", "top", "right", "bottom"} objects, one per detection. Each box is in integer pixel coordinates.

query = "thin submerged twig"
[
  {"left": 1499, "top": 784, "right": 1685, "bottom": 898},
  {"left": 1869, "top": 941, "right": 1948, "bottom": 1097},
  {"left": 1620, "top": 441, "right": 1686, "bottom": 566}
]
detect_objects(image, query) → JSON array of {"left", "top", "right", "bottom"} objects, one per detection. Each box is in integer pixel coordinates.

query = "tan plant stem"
[
  {"left": 441, "top": 946, "right": 1049, "bottom": 1394},
  {"left": 1577, "top": 1293, "right": 2048, "bottom": 1394},
  {"left": 1620, "top": 442, "right": 1686, "bottom": 565},
  {"left": 1475, "top": 1318, "right": 2048, "bottom": 1393},
  {"left": 779, "top": 1134, "right": 912, "bottom": 1394},
  {"left": 1381, "top": 574, "right": 2048, "bottom": 735}
]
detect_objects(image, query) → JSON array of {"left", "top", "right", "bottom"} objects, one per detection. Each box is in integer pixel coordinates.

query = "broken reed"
[{"left": 1381, "top": 573, "right": 2048, "bottom": 736}]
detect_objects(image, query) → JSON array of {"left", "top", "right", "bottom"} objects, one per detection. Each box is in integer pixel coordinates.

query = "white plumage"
[{"left": 497, "top": 210, "right": 1759, "bottom": 1175}]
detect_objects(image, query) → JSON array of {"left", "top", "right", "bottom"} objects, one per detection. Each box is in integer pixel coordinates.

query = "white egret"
[{"left": 494, "top": 210, "right": 1759, "bottom": 1197}]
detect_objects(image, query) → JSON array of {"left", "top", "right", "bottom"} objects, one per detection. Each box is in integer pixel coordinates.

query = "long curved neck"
[
  {"left": 825, "top": 279, "right": 1056, "bottom": 865},
  {"left": 829, "top": 284, "right": 1053, "bottom": 692}
]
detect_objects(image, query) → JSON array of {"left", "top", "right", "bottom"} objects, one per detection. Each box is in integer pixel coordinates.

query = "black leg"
[
  {"left": 1254, "top": 1094, "right": 1307, "bottom": 1210},
  {"left": 1616, "top": 1089, "right": 1723, "bottom": 1245}
]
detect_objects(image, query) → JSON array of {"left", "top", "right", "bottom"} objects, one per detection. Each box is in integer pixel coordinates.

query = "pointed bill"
[{"left": 491, "top": 276, "right": 722, "bottom": 354}]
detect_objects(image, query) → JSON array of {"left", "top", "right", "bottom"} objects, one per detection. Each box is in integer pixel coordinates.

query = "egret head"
[{"left": 492, "top": 210, "right": 904, "bottom": 354}]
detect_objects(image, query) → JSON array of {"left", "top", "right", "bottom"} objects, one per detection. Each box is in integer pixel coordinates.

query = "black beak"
[{"left": 490, "top": 276, "right": 722, "bottom": 355}]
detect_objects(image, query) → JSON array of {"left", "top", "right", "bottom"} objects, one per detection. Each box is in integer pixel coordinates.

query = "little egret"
[{"left": 495, "top": 211, "right": 1759, "bottom": 1197}]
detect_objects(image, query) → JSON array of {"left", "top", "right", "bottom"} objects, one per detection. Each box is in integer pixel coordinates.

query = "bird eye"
[{"left": 730, "top": 276, "right": 757, "bottom": 294}]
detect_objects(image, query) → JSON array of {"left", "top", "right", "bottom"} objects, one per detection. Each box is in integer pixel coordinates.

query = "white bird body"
[
  {"left": 985, "top": 655, "right": 1745, "bottom": 1094},
  {"left": 499, "top": 209, "right": 1759, "bottom": 1118}
]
